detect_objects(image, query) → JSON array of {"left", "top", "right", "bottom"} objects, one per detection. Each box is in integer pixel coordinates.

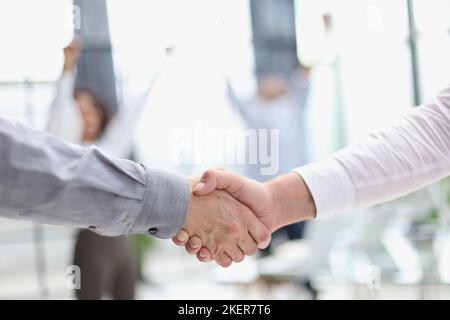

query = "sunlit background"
[{"left": 0, "top": 0, "right": 450, "bottom": 299}]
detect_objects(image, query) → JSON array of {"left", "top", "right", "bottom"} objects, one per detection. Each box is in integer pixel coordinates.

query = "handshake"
[{"left": 172, "top": 169, "right": 317, "bottom": 267}]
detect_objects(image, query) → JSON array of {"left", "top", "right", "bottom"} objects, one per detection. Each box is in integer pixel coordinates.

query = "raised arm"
[{"left": 47, "top": 39, "right": 83, "bottom": 143}]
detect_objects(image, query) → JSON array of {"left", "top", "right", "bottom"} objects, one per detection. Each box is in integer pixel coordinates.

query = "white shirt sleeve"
[
  {"left": 295, "top": 85, "right": 450, "bottom": 216},
  {"left": 47, "top": 71, "right": 84, "bottom": 143}
]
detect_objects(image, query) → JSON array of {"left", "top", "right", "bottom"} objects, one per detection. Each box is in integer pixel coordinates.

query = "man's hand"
[
  {"left": 63, "top": 38, "right": 82, "bottom": 73},
  {"left": 179, "top": 180, "right": 271, "bottom": 267},
  {"left": 173, "top": 169, "right": 316, "bottom": 264}
]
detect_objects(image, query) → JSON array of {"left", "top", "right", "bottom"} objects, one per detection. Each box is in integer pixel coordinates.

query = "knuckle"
[
  {"left": 215, "top": 238, "right": 228, "bottom": 249},
  {"left": 226, "top": 220, "right": 240, "bottom": 234},
  {"left": 203, "top": 169, "right": 214, "bottom": 180},
  {"left": 189, "top": 238, "right": 202, "bottom": 248},
  {"left": 211, "top": 246, "right": 223, "bottom": 257}
]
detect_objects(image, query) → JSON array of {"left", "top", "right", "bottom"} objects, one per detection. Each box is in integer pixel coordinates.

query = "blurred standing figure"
[
  {"left": 226, "top": 66, "right": 310, "bottom": 245},
  {"left": 48, "top": 39, "right": 148, "bottom": 299}
]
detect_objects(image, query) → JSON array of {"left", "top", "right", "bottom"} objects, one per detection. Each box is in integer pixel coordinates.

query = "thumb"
[
  {"left": 193, "top": 169, "right": 243, "bottom": 196},
  {"left": 192, "top": 171, "right": 218, "bottom": 195}
]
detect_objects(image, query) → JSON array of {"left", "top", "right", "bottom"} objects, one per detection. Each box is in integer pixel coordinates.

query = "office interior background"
[{"left": 0, "top": 0, "right": 450, "bottom": 299}]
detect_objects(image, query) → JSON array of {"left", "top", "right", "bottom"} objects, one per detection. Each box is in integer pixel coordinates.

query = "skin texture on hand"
[
  {"left": 179, "top": 178, "right": 271, "bottom": 268},
  {"left": 173, "top": 170, "right": 316, "bottom": 264}
]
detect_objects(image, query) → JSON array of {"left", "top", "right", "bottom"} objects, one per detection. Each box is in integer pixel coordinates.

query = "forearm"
[
  {"left": 0, "top": 118, "right": 189, "bottom": 238},
  {"left": 296, "top": 86, "right": 450, "bottom": 216},
  {"left": 48, "top": 71, "right": 83, "bottom": 143},
  {"left": 265, "top": 172, "right": 316, "bottom": 229},
  {"left": 53, "top": 71, "right": 76, "bottom": 103}
]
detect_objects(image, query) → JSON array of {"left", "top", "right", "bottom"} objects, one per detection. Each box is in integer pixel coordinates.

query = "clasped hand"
[
  {"left": 177, "top": 174, "right": 272, "bottom": 267},
  {"left": 172, "top": 169, "right": 316, "bottom": 267}
]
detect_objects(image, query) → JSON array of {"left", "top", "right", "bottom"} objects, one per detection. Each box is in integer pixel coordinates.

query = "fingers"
[
  {"left": 195, "top": 241, "right": 255, "bottom": 264},
  {"left": 197, "top": 233, "right": 261, "bottom": 264},
  {"left": 193, "top": 169, "right": 245, "bottom": 196},
  {"left": 180, "top": 182, "right": 273, "bottom": 268},
  {"left": 172, "top": 231, "right": 204, "bottom": 256},
  {"left": 191, "top": 233, "right": 258, "bottom": 264},
  {"left": 179, "top": 235, "right": 258, "bottom": 265},
  {"left": 185, "top": 236, "right": 202, "bottom": 255},
  {"left": 192, "top": 169, "right": 271, "bottom": 226},
  {"left": 237, "top": 235, "right": 258, "bottom": 256},
  {"left": 196, "top": 247, "right": 213, "bottom": 262},
  {"left": 174, "top": 230, "right": 252, "bottom": 264},
  {"left": 248, "top": 221, "right": 272, "bottom": 249},
  {"left": 171, "top": 229, "right": 189, "bottom": 246},
  {"left": 226, "top": 245, "right": 245, "bottom": 263},
  {"left": 214, "top": 252, "right": 233, "bottom": 268}
]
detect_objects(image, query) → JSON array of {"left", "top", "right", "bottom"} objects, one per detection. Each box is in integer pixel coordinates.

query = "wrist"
[
  {"left": 265, "top": 172, "right": 316, "bottom": 229},
  {"left": 63, "top": 61, "right": 75, "bottom": 73}
]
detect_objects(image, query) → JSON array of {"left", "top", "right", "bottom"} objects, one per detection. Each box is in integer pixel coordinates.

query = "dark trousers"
[{"left": 73, "top": 230, "right": 137, "bottom": 300}]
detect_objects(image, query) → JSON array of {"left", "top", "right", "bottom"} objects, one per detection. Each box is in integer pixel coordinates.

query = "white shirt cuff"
[{"left": 294, "top": 157, "right": 355, "bottom": 217}]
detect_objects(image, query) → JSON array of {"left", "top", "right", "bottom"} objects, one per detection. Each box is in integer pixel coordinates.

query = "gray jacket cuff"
[{"left": 132, "top": 167, "right": 190, "bottom": 239}]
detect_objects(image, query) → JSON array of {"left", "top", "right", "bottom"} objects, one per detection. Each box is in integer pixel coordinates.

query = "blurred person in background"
[
  {"left": 225, "top": 65, "right": 310, "bottom": 251},
  {"left": 47, "top": 39, "right": 150, "bottom": 299}
]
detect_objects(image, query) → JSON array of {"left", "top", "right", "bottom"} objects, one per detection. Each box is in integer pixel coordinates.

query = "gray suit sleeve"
[{"left": 0, "top": 118, "right": 189, "bottom": 239}]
